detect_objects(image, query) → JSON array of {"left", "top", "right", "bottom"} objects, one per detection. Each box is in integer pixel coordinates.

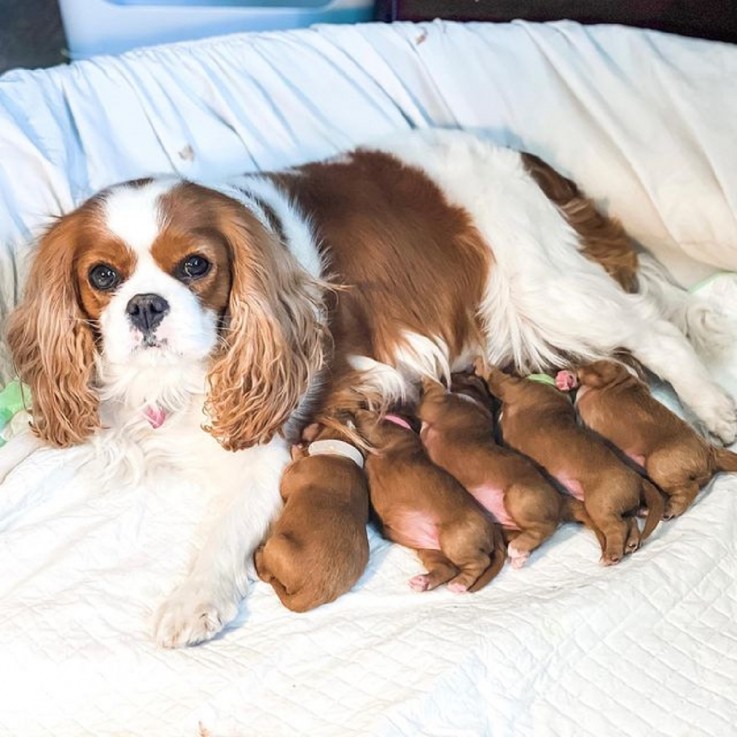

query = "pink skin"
[
  {"left": 409, "top": 575, "right": 432, "bottom": 592},
  {"left": 144, "top": 405, "right": 167, "bottom": 429},
  {"left": 555, "top": 370, "right": 578, "bottom": 391},
  {"left": 554, "top": 475, "right": 585, "bottom": 502},
  {"left": 468, "top": 484, "right": 518, "bottom": 529},
  {"left": 386, "top": 511, "right": 440, "bottom": 550},
  {"left": 507, "top": 543, "right": 530, "bottom": 569}
]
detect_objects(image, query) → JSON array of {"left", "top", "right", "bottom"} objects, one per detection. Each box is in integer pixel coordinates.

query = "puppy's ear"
[
  {"left": 420, "top": 376, "right": 444, "bottom": 396},
  {"left": 301, "top": 423, "right": 322, "bottom": 443},
  {"left": 6, "top": 217, "right": 100, "bottom": 447},
  {"left": 290, "top": 443, "right": 307, "bottom": 461},
  {"left": 206, "top": 203, "right": 326, "bottom": 451},
  {"left": 577, "top": 362, "right": 616, "bottom": 388}
]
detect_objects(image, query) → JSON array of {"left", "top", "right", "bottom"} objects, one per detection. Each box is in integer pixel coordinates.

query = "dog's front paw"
[
  {"left": 153, "top": 580, "right": 240, "bottom": 648},
  {"left": 694, "top": 388, "right": 737, "bottom": 446}
]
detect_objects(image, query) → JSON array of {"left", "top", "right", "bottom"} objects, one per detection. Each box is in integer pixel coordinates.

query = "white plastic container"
[{"left": 58, "top": 0, "right": 375, "bottom": 59}]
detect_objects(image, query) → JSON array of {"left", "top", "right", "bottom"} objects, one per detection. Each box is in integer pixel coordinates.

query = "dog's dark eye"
[
  {"left": 88, "top": 263, "right": 120, "bottom": 291},
  {"left": 178, "top": 254, "right": 211, "bottom": 280}
]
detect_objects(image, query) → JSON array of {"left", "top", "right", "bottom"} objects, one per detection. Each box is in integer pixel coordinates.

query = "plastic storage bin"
[{"left": 58, "top": 0, "right": 375, "bottom": 59}]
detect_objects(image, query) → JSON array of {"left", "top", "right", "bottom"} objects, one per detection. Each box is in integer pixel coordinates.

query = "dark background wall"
[
  {"left": 0, "top": 0, "right": 66, "bottom": 74},
  {"left": 376, "top": 0, "right": 737, "bottom": 44}
]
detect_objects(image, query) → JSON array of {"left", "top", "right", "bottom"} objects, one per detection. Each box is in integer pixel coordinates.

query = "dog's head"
[{"left": 7, "top": 180, "right": 325, "bottom": 450}]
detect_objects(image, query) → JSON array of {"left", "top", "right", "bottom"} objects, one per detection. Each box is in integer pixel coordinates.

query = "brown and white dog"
[
  {"left": 559, "top": 360, "right": 737, "bottom": 518},
  {"left": 254, "top": 423, "right": 369, "bottom": 612},
  {"left": 417, "top": 377, "right": 597, "bottom": 568},
  {"left": 2, "top": 129, "right": 734, "bottom": 646},
  {"left": 477, "top": 363, "right": 665, "bottom": 565},
  {"left": 354, "top": 409, "right": 506, "bottom": 593}
]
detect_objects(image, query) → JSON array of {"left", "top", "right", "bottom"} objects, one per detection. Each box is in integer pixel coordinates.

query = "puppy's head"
[
  {"left": 7, "top": 180, "right": 325, "bottom": 449},
  {"left": 576, "top": 360, "right": 633, "bottom": 389}
]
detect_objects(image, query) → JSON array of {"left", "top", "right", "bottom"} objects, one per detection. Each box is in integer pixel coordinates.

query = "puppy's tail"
[
  {"left": 640, "top": 479, "right": 665, "bottom": 541},
  {"left": 468, "top": 527, "right": 507, "bottom": 593},
  {"left": 560, "top": 495, "right": 606, "bottom": 552},
  {"left": 713, "top": 447, "right": 737, "bottom": 473}
]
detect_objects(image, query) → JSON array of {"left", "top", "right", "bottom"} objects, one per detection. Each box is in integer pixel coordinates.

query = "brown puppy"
[
  {"left": 560, "top": 360, "right": 737, "bottom": 518},
  {"left": 475, "top": 360, "right": 664, "bottom": 565},
  {"left": 254, "top": 423, "right": 369, "bottom": 612},
  {"left": 417, "top": 377, "right": 597, "bottom": 568},
  {"left": 354, "top": 409, "right": 506, "bottom": 593}
]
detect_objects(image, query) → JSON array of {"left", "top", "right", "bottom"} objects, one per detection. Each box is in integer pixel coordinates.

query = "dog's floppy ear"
[
  {"left": 6, "top": 216, "right": 100, "bottom": 447},
  {"left": 206, "top": 203, "right": 326, "bottom": 451}
]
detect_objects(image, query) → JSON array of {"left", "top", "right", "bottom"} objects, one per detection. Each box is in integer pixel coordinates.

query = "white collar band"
[{"left": 308, "top": 439, "right": 364, "bottom": 469}]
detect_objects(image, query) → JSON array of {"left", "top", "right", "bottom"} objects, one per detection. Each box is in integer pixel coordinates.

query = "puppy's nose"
[{"left": 126, "top": 293, "right": 169, "bottom": 333}]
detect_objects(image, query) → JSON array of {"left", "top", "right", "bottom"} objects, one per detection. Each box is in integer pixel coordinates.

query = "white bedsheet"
[{"left": 1, "top": 19, "right": 736, "bottom": 737}]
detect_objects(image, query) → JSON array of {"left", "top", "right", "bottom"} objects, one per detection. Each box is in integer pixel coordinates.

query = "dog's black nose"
[{"left": 126, "top": 293, "right": 169, "bottom": 333}]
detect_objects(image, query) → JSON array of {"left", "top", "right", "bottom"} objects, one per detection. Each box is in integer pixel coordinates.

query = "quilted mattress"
[{"left": 0, "top": 19, "right": 736, "bottom": 737}]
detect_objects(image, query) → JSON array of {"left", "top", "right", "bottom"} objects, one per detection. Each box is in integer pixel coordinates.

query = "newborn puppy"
[
  {"left": 354, "top": 409, "right": 506, "bottom": 593},
  {"left": 475, "top": 360, "right": 664, "bottom": 565},
  {"left": 254, "top": 423, "right": 369, "bottom": 612},
  {"left": 417, "top": 377, "right": 597, "bottom": 568},
  {"left": 559, "top": 360, "right": 737, "bottom": 518}
]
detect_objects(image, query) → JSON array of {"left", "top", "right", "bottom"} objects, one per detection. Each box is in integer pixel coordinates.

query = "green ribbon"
[
  {"left": 526, "top": 373, "right": 557, "bottom": 387},
  {"left": 0, "top": 380, "right": 30, "bottom": 447}
]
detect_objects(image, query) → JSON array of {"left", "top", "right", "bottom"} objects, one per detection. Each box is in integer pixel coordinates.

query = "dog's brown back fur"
[
  {"left": 254, "top": 424, "right": 369, "bottom": 612},
  {"left": 575, "top": 360, "right": 737, "bottom": 517},
  {"left": 478, "top": 364, "right": 663, "bottom": 565}
]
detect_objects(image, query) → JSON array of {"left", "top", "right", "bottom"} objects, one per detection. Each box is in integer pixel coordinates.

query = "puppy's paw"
[
  {"left": 153, "top": 579, "right": 240, "bottom": 649},
  {"left": 601, "top": 551, "right": 623, "bottom": 566},
  {"left": 409, "top": 574, "right": 432, "bottom": 592},
  {"left": 446, "top": 581, "right": 470, "bottom": 594},
  {"left": 507, "top": 543, "right": 530, "bottom": 569},
  {"left": 663, "top": 498, "right": 689, "bottom": 519},
  {"left": 692, "top": 388, "right": 737, "bottom": 446}
]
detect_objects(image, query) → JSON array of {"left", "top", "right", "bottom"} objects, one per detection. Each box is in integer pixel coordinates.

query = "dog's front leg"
[
  {"left": 623, "top": 312, "right": 737, "bottom": 445},
  {"left": 153, "top": 437, "right": 288, "bottom": 648}
]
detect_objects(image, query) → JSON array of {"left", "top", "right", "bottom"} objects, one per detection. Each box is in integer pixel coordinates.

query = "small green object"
[
  {"left": 688, "top": 271, "right": 736, "bottom": 293},
  {"left": 0, "top": 380, "right": 30, "bottom": 446},
  {"left": 526, "top": 373, "right": 557, "bottom": 387}
]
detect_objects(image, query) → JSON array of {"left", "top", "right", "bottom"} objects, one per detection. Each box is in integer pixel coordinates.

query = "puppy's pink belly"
[
  {"left": 555, "top": 475, "right": 585, "bottom": 501},
  {"left": 626, "top": 451, "right": 646, "bottom": 467},
  {"left": 386, "top": 510, "right": 440, "bottom": 550},
  {"left": 469, "top": 484, "right": 517, "bottom": 529}
]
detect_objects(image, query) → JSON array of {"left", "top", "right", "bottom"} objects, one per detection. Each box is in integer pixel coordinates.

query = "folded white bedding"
[{"left": 1, "top": 19, "right": 737, "bottom": 737}]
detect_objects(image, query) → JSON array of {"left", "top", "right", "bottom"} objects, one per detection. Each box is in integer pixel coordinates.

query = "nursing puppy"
[
  {"left": 475, "top": 361, "right": 664, "bottom": 565},
  {"left": 417, "top": 377, "right": 597, "bottom": 568},
  {"left": 354, "top": 409, "right": 506, "bottom": 593},
  {"left": 560, "top": 360, "right": 737, "bottom": 518},
  {"left": 254, "top": 423, "right": 369, "bottom": 612}
]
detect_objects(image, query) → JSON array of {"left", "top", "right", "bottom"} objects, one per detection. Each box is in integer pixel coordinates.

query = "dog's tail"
[
  {"left": 560, "top": 495, "right": 606, "bottom": 551},
  {"left": 468, "top": 528, "right": 507, "bottom": 592},
  {"left": 640, "top": 479, "right": 665, "bottom": 541}
]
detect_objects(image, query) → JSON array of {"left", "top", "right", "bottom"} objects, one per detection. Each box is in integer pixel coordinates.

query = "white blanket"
[{"left": 1, "top": 19, "right": 736, "bottom": 737}]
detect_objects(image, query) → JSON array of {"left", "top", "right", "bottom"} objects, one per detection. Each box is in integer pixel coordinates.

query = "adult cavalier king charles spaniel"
[{"left": 4, "top": 130, "right": 735, "bottom": 646}]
